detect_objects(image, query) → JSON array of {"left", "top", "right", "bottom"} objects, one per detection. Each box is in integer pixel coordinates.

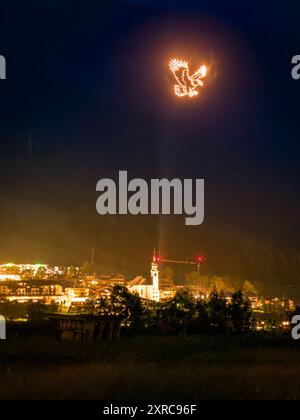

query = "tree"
[
  {"left": 242, "top": 280, "right": 257, "bottom": 294},
  {"left": 110, "top": 285, "right": 145, "bottom": 331},
  {"left": 229, "top": 291, "right": 253, "bottom": 334},
  {"left": 190, "top": 297, "right": 210, "bottom": 333},
  {"left": 185, "top": 271, "right": 200, "bottom": 286},
  {"left": 160, "top": 289, "right": 195, "bottom": 332},
  {"left": 160, "top": 267, "right": 174, "bottom": 287},
  {"left": 211, "top": 276, "right": 235, "bottom": 294},
  {"left": 207, "top": 290, "right": 229, "bottom": 332},
  {"left": 185, "top": 272, "right": 211, "bottom": 290}
]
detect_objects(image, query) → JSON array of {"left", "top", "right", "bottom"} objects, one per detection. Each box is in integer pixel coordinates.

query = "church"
[{"left": 128, "top": 250, "right": 160, "bottom": 302}]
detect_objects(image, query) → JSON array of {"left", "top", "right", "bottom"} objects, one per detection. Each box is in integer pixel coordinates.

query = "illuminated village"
[{"left": 0, "top": 251, "right": 295, "bottom": 332}]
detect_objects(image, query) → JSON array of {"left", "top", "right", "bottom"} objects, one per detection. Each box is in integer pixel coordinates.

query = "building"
[
  {"left": 0, "top": 285, "right": 9, "bottom": 295},
  {"left": 129, "top": 250, "right": 160, "bottom": 302},
  {"left": 0, "top": 263, "right": 69, "bottom": 281},
  {"left": 65, "top": 287, "right": 90, "bottom": 304},
  {"left": 160, "top": 288, "right": 176, "bottom": 301},
  {"left": 40, "top": 285, "right": 63, "bottom": 296}
]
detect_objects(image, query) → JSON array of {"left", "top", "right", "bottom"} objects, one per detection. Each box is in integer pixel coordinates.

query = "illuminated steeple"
[{"left": 151, "top": 249, "right": 160, "bottom": 302}]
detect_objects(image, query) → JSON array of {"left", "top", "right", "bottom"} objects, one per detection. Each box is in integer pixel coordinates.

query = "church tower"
[{"left": 151, "top": 249, "right": 160, "bottom": 302}]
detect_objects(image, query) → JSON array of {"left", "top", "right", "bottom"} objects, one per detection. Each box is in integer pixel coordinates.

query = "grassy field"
[{"left": 0, "top": 332, "right": 300, "bottom": 400}]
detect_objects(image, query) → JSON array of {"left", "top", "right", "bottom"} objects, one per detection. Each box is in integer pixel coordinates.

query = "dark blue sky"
[{"left": 0, "top": 0, "right": 300, "bottom": 272}]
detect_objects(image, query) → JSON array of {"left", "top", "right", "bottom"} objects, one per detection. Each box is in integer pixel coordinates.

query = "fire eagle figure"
[{"left": 169, "top": 59, "right": 207, "bottom": 98}]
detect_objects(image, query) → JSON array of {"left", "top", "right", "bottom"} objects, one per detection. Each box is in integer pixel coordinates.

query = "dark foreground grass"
[{"left": 0, "top": 333, "right": 300, "bottom": 400}]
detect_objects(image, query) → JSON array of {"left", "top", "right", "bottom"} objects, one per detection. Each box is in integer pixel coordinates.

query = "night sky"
[{"left": 0, "top": 0, "right": 300, "bottom": 292}]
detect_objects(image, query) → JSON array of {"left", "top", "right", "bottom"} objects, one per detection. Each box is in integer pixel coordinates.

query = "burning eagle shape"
[{"left": 169, "top": 59, "right": 207, "bottom": 98}]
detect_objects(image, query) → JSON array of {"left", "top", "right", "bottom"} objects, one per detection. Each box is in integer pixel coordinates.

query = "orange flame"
[{"left": 169, "top": 59, "right": 207, "bottom": 98}]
